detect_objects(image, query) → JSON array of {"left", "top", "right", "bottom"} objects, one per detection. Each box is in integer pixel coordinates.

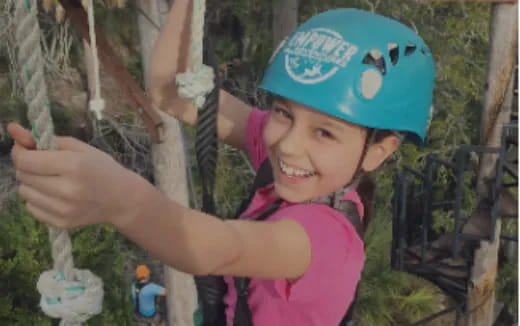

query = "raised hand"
[{"left": 8, "top": 123, "right": 149, "bottom": 229}]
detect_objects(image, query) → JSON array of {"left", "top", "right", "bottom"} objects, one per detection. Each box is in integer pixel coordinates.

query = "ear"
[{"left": 361, "top": 135, "right": 400, "bottom": 172}]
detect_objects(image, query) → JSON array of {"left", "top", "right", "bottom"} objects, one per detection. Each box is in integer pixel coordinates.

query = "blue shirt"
[{"left": 131, "top": 282, "right": 165, "bottom": 317}]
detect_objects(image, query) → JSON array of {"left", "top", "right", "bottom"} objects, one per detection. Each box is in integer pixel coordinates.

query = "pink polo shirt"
[{"left": 223, "top": 108, "right": 365, "bottom": 326}]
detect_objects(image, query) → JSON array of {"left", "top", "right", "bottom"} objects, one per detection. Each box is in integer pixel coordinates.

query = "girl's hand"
[{"left": 8, "top": 123, "right": 147, "bottom": 229}]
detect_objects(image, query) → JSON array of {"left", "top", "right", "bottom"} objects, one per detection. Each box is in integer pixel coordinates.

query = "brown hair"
[{"left": 357, "top": 129, "right": 400, "bottom": 231}]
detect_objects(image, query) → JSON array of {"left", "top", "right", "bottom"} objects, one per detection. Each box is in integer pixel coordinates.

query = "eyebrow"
[
  {"left": 273, "top": 97, "right": 355, "bottom": 133},
  {"left": 315, "top": 118, "right": 349, "bottom": 133}
]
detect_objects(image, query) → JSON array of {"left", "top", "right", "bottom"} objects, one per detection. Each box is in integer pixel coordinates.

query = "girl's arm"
[
  {"left": 8, "top": 123, "right": 311, "bottom": 280},
  {"left": 149, "top": 0, "right": 251, "bottom": 151},
  {"left": 116, "top": 177, "right": 311, "bottom": 279}
]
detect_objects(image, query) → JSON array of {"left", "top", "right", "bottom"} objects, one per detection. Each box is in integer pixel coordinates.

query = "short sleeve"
[
  {"left": 269, "top": 204, "right": 364, "bottom": 303},
  {"left": 245, "top": 108, "right": 270, "bottom": 171},
  {"left": 149, "top": 283, "right": 165, "bottom": 295}
]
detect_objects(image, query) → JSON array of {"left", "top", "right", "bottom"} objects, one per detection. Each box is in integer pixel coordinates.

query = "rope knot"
[
  {"left": 176, "top": 64, "right": 215, "bottom": 109},
  {"left": 37, "top": 269, "right": 104, "bottom": 326}
]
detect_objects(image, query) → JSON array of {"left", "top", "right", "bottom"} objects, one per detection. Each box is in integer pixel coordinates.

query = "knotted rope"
[
  {"left": 14, "top": 1, "right": 103, "bottom": 325},
  {"left": 175, "top": 0, "right": 214, "bottom": 109}
]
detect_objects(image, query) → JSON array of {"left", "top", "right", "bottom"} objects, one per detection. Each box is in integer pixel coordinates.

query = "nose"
[{"left": 277, "top": 123, "right": 306, "bottom": 157}]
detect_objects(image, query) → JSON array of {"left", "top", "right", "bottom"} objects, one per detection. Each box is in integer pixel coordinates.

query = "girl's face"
[{"left": 264, "top": 98, "right": 395, "bottom": 203}]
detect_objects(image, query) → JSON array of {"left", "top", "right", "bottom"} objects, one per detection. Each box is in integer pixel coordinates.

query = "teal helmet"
[{"left": 260, "top": 9, "right": 436, "bottom": 144}]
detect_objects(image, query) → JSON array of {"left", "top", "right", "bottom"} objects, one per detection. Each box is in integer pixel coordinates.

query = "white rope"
[
  {"left": 86, "top": 0, "right": 105, "bottom": 120},
  {"left": 13, "top": 1, "right": 103, "bottom": 325},
  {"left": 175, "top": 0, "right": 214, "bottom": 109},
  {"left": 37, "top": 269, "right": 103, "bottom": 325}
]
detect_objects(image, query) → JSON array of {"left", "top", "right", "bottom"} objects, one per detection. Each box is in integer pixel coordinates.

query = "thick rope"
[
  {"left": 176, "top": 0, "right": 214, "bottom": 109},
  {"left": 85, "top": 0, "right": 105, "bottom": 120},
  {"left": 14, "top": 1, "right": 103, "bottom": 325}
]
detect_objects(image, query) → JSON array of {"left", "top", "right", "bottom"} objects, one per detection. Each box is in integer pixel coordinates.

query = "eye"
[
  {"left": 273, "top": 106, "right": 292, "bottom": 120},
  {"left": 316, "top": 128, "right": 335, "bottom": 140}
]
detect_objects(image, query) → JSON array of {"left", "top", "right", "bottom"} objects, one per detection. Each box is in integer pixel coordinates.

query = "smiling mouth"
[{"left": 278, "top": 159, "right": 317, "bottom": 177}]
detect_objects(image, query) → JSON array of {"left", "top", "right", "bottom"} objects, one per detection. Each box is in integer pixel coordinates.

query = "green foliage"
[
  {"left": 496, "top": 259, "right": 518, "bottom": 321},
  {"left": 0, "top": 198, "right": 53, "bottom": 326},
  {"left": 0, "top": 195, "right": 135, "bottom": 325},
  {"left": 353, "top": 171, "right": 440, "bottom": 325}
]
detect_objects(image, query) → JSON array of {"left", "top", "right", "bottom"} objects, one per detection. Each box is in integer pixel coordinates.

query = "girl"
[{"left": 8, "top": 2, "right": 435, "bottom": 326}]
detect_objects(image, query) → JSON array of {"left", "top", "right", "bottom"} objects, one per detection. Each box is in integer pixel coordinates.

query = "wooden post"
[
  {"left": 137, "top": 1, "right": 199, "bottom": 326},
  {"left": 466, "top": 1, "right": 518, "bottom": 326},
  {"left": 418, "top": 1, "right": 517, "bottom": 325}
]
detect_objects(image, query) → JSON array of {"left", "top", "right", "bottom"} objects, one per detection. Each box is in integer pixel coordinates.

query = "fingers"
[
  {"left": 11, "top": 144, "right": 78, "bottom": 176},
  {"left": 16, "top": 170, "right": 71, "bottom": 199},
  {"left": 55, "top": 136, "right": 97, "bottom": 153},
  {"left": 7, "top": 123, "right": 37, "bottom": 149},
  {"left": 19, "top": 184, "right": 71, "bottom": 225},
  {"left": 26, "top": 202, "right": 71, "bottom": 229}
]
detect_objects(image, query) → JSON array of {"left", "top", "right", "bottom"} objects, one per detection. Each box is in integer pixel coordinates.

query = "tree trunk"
[
  {"left": 137, "top": 1, "right": 199, "bottom": 326},
  {"left": 272, "top": 0, "right": 298, "bottom": 48},
  {"left": 466, "top": 2, "right": 518, "bottom": 326},
  {"left": 477, "top": 3, "right": 518, "bottom": 194}
]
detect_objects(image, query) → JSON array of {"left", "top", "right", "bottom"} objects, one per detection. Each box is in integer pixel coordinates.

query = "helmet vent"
[
  {"left": 388, "top": 43, "right": 399, "bottom": 65},
  {"left": 362, "top": 49, "right": 386, "bottom": 75},
  {"left": 405, "top": 44, "right": 417, "bottom": 56}
]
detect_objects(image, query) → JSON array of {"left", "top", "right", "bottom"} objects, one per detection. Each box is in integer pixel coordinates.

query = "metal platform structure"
[{"left": 391, "top": 122, "right": 518, "bottom": 325}]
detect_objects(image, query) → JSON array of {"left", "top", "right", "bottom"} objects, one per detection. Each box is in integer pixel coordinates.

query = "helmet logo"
[{"left": 284, "top": 28, "right": 358, "bottom": 85}]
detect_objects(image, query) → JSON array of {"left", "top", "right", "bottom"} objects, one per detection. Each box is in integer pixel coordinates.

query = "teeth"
[{"left": 279, "top": 159, "right": 315, "bottom": 177}]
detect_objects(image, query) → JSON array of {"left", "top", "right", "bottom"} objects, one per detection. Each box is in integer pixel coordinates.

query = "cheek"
[
  {"left": 312, "top": 149, "right": 359, "bottom": 185},
  {"left": 263, "top": 115, "right": 287, "bottom": 148}
]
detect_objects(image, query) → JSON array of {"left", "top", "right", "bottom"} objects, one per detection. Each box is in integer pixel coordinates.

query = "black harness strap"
[
  {"left": 232, "top": 197, "right": 283, "bottom": 326},
  {"left": 134, "top": 281, "right": 149, "bottom": 316},
  {"left": 195, "top": 160, "right": 274, "bottom": 326},
  {"left": 193, "top": 29, "right": 227, "bottom": 326},
  {"left": 197, "top": 32, "right": 220, "bottom": 214}
]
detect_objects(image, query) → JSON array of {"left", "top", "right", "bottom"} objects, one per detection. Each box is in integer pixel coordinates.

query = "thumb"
[
  {"left": 55, "top": 136, "right": 100, "bottom": 154},
  {"left": 7, "top": 123, "right": 37, "bottom": 149}
]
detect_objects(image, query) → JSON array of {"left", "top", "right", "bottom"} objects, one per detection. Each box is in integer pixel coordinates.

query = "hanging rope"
[
  {"left": 176, "top": 0, "right": 215, "bottom": 109},
  {"left": 186, "top": 5, "right": 223, "bottom": 326},
  {"left": 85, "top": 0, "right": 105, "bottom": 120},
  {"left": 14, "top": 1, "right": 103, "bottom": 325}
]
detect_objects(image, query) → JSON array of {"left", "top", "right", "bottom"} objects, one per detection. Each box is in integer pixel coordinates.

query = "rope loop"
[
  {"left": 176, "top": 64, "right": 215, "bottom": 109},
  {"left": 37, "top": 269, "right": 104, "bottom": 326}
]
